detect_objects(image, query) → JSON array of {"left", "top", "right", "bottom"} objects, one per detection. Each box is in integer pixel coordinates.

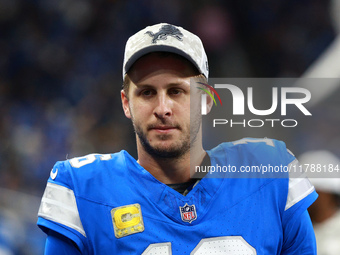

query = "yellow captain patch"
[{"left": 111, "top": 203, "right": 144, "bottom": 238}]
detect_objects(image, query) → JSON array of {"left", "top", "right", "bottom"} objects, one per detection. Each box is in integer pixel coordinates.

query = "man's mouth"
[{"left": 149, "top": 125, "right": 180, "bottom": 133}]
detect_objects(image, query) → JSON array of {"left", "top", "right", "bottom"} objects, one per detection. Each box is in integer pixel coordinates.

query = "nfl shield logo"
[{"left": 179, "top": 203, "right": 197, "bottom": 223}]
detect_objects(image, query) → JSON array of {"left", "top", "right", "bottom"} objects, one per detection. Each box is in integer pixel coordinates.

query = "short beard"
[
  {"left": 134, "top": 124, "right": 190, "bottom": 159},
  {"left": 130, "top": 105, "right": 201, "bottom": 160}
]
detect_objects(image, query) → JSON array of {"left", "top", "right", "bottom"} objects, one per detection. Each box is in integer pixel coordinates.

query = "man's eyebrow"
[
  {"left": 134, "top": 82, "right": 190, "bottom": 88},
  {"left": 131, "top": 83, "right": 155, "bottom": 90},
  {"left": 134, "top": 84, "right": 153, "bottom": 88}
]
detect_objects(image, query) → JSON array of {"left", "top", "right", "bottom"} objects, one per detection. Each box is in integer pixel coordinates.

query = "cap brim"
[{"left": 124, "top": 45, "right": 200, "bottom": 76}]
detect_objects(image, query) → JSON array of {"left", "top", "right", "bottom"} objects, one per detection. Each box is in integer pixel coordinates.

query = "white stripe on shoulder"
[
  {"left": 285, "top": 159, "right": 315, "bottom": 211},
  {"left": 38, "top": 182, "right": 86, "bottom": 237}
]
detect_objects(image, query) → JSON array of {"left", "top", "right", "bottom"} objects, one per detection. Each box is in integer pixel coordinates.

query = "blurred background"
[{"left": 0, "top": 0, "right": 339, "bottom": 254}]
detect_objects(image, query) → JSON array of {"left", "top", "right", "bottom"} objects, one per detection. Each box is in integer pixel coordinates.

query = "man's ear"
[
  {"left": 205, "top": 90, "right": 214, "bottom": 114},
  {"left": 121, "top": 90, "right": 131, "bottom": 119}
]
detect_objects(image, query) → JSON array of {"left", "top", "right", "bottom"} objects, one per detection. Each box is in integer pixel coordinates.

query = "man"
[{"left": 37, "top": 23, "right": 318, "bottom": 254}]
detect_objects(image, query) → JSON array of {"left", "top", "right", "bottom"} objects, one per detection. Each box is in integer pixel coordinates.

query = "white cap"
[
  {"left": 123, "top": 23, "right": 209, "bottom": 79},
  {"left": 299, "top": 150, "right": 340, "bottom": 195}
]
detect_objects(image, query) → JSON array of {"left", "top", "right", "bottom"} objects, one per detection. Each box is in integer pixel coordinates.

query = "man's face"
[{"left": 121, "top": 53, "right": 202, "bottom": 159}]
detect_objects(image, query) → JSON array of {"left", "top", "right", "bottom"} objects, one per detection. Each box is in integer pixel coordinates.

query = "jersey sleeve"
[
  {"left": 281, "top": 210, "right": 317, "bottom": 254},
  {"left": 44, "top": 230, "right": 82, "bottom": 255},
  {"left": 282, "top": 158, "right": 318, "bottom": 224},
  {"left": 37, "top": 161, "right": 88, "bottom": 254},
  {"left": 280, "top": 147, "right": 318, "bottom": 254}
]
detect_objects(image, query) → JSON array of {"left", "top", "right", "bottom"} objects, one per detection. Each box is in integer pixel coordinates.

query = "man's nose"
[{"left": 154, "top": 93, "right": 172, "bottom": 119}]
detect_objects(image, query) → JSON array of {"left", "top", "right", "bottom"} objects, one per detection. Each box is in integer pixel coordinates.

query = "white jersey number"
[
  {"left": 142, "top": 236, "right": 256, "bottom": 255},
  {"left": 69, "top": 153, "right": 112, "bottom": 168},
  {"left": 233, "top": 138, "right": 275, "bottom": 147}
]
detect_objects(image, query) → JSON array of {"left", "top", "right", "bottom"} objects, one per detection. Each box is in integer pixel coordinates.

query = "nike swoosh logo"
[{"left": 50, "top": 168, "right": 58, "bottom": 180}]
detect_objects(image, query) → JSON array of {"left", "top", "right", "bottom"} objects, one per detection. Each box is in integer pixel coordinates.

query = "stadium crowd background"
[{"left": 0, "top": 0, "right": 339, "bottom": 254}]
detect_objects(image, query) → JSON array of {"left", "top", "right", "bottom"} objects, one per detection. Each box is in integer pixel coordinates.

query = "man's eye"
[
  {"left": 169, "top": 89, "right": 182, "bottom": 95},
  {"left": 141, "top": 90, "right": 154, "bottom": 96}
]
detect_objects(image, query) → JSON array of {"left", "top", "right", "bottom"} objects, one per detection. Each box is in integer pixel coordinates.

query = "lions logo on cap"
[{"left": 145, "top": 24, "right": 183, "bottom": 43}]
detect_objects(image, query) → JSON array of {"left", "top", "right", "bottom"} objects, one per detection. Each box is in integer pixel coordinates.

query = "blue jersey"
[{"left": 37, "top": 138, "right": 317, "bottom": 254}]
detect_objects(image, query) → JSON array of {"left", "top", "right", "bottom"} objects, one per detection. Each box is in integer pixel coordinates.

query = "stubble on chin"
[{"left": 133, "top": 123, "right": 190, "bottom": 159}]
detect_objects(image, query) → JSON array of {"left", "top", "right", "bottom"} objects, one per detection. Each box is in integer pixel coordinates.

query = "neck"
[{"left": 136, "top": 140, "right": 206, "bottom": 184}]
